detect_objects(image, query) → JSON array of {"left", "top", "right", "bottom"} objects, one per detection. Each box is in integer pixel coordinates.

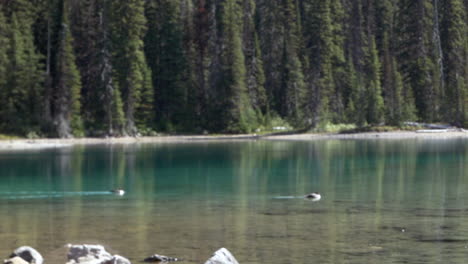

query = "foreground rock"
[
  {"left": 66, "top": 244, "right": 130, "bottom": 264},
  {"left": 204, "top": 248, "right": 239, "bottom": 264},
  {"left": 143, "top": 254, "right": 181, "bottom": 262},
  {"left": 4, "top": 256, "right": 30, "bottom": 264},
  {"left": 7, "top": 247, "right": 43, "bottom": 264}
]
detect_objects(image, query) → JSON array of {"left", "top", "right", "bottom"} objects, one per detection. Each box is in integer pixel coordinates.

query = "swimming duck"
[
  {"left": 110, "top": 189, "right": 125, "bottom": 196},
  {"left": 304, "top": 192, "right": 321, "bottom": 201}
]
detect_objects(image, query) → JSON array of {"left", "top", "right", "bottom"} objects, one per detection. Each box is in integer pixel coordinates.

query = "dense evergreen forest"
[{"left": 0, "top": 0, "right": 466, "bottom": 137}]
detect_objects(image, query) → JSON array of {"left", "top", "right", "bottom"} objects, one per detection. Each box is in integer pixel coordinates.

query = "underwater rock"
[
  {"left": 9, "top": 246, "right": 43, "bottom": 264},
  {"left": 204, "top": 248, "right": 239, "bottom": 264},
  {"left": 3, "top": 256, "right": 29, "bottom": 264},
  {"left": 143, "top": 254, "right": 181, "bottom": 262}
]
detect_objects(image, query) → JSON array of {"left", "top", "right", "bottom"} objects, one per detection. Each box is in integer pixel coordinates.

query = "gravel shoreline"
[{"left": 0, "top": 130, "right": 467, "bottom": 150}]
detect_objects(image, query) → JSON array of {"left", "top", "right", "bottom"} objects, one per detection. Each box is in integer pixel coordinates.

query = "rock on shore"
[
  {"left": 204, "top": 248, "right": 239, "bottom": 264},
  {"left": 4, "top": 256, "right": 30, "bottom": 264},
  {"left": 6, "top": 246, "right": 43, "bottom": 264},
  {"left": 66, "top": 244, "right": 130, "bottom": 264},
  {"left": 4, "top": 245, "right": 240, "bottom": 264}
]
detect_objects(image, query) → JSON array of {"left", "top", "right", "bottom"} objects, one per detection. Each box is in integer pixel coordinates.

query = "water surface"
[{"left": 0, "top": 139, "right": 467, "bottom": 263}]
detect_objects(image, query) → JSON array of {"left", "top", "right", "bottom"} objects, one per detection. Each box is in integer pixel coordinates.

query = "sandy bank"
[
  {"left": 261, "top": 130, "right": 468, "bottom": 141},
  {"left": 0, "top": 134, "right": 259, "bottom": 151},
  {"left": 0, "top": 130, "right": 467, "bottom": 150}
]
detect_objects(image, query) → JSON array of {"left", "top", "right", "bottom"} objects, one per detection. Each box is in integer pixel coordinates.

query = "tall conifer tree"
[
  {"left": 145, "top": 0, "right": 187, "bottom": 131},
  {"left": 219, "top": 0, "right": 255, "bottom": 132},
  {"left": 256, "top": 0, "right": 286, "bottom": 117},
  {"left": 53, "top": 0, "right": 83, "bottom": 137},
  {"left": 110, "top": 0, "right": 152, "bottom": 135},
  {"left": 396, "top": 0, "right": 440, "bottom": 121},
  {"left": 282, "top": 0, "right": 306, "bottom": 126},
  {"left": 242, "top": 0, "right": 268, "bottom": 124},
  {"left": 441, "top": 0, "right": 467, "bottom": 126},
  {"left": 1, "top": 3, "right": 43, "bottom": 135},
  {"left": 365, "top": 37, "right": 385, "bottom": 124},
  {"left": 0, "top": 9, "right": 10, "bottom": 133}
]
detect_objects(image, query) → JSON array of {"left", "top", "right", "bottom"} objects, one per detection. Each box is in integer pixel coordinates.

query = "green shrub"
[{"left": 312, "top": 122, "right": 357, "bottom": 133}]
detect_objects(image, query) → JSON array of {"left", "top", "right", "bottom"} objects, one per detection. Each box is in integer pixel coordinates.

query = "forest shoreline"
[{"left": 0, "top": 130, "right": 467, "bottom": 151}]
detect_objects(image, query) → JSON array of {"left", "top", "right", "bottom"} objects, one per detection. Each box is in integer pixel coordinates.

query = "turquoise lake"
[{"left": 0, "top": 139, "right": 467, "bottom": 263}]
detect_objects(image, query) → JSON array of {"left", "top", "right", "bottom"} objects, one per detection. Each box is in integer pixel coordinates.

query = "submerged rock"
[
  {"left": 143, "top": 254, "right": 181, "bottom": 262},
  {"left": 9, "top": 246, "right": 43, "bottom": 264},
  {"left": 66, "top": 244, "right": 129, "bottom": 264},
  {"left": 204, "top": 248, "right": 239, "bottom": 264}
]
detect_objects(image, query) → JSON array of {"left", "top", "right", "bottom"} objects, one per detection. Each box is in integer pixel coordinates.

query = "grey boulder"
[
  {"left": 66, "top": 244, "right": 130, "bottom": 264},
  {"left": 204, "top": 248, "right": 239, "bottom": 264},
  {"left": 4, "top": 256, "right": 30, "bottom": 264}
]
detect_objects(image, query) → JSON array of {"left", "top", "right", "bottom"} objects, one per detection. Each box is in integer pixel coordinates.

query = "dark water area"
[{"left": 0, "top": 139, "right": 467, "bottom": 263}]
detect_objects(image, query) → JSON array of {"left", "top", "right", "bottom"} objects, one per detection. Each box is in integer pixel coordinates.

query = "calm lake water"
[{"left": 0, "top": 139, "right": 467, "bottom": 264}]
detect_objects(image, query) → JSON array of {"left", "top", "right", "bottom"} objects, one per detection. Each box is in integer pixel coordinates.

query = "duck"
[
  {"left": 304, "top": 192, "right": 321, "bottom": 201},
  {"left": 110, "top": 189, "right": 125, "bottom": 196}
]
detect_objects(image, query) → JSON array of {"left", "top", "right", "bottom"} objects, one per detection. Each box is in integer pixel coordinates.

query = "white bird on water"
[{"left": 304, "top": 192, "right": 321, "bottom": 201}]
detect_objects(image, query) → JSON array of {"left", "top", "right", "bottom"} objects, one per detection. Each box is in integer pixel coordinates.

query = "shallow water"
[{"left": 0, "top": 139, "right": 467, "bottom": 263}]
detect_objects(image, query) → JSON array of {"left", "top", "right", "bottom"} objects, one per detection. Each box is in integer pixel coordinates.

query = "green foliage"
[
  {"left": 0, "top": 7, "right": 43, "bottom": 136},
  {"left": 0, "top": 9, "right": 10, "bottom": 129},
  {"left": 219, "top": 0, "right": 257, "bottom": 133},
  {"left": 441, "top": 0, "right": 467, "bottom": 126},
  {"left": 0, "top": 134, "right": 21, "bottom": 140},
  {"left": 1, "top": 0, "right": 467, "bottom": 136},
  {"left": 365, "top": 38, "right": 385, "bottom": 125},
  {"left": 344, "top": 57, "right": 366, "bottom": 127},
  {"left": 135, "top": 65, "right": 154, "bottom": 130},
  {"left": 396, "top": 0, "right": 441, "bottom": 122},
  {"left": 312, "top": 122, "right": 357, "bottom": 133},
  {"left": 54, "top": 1, "right": 83, "bottom": 138},
  {"left": 282, "top": 0, "right": 307, "bottom": 127},
  {"left": 111, "top": 83, "right": 125, "bottom": 134},
  {"left": 401, "top": 82, "right": 418, "bottom": 122},
  {"left": 144, "top": 0, "right": 189, "bottom": 131},
  {"left": 110, "top": 0, "right": 149, "bottom": 135},
  {"left": 243, "top": 0, "right": 268, "bottom": 124}
]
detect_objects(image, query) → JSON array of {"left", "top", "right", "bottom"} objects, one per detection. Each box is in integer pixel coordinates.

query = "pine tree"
[
  {"left": 365, "top": 37, "right": 385, "bottom": 124},
  {"left": 344, "top": 54, "right": 366, "bottom": 126},
  {"left": 179, "top": 0, "right": 200, "bottom": 131},
  {"left": 303, "top": 0, "right": 337, "bottom": 125},
  {"left": 69, "top": 0, "right": 125, "bottom": 136},
  {"left": 256, "top": 0, "right": 286, "bottom": 117},
  {"left": 242, "top": 0, "right": 268, "bottom": 125},
  {"left": 110, "top": 0, "right": 151, "bottom": 135},
  {"left": 53, "top": 0, "right": 83, "bottom": 137},
  {"left": 1, "top": 4, "right": 43, "bottom": 135},
  {"left": 99, "top": 0, "right": 125, "bottom": 135},
  {"left": 219, "top": 0, "right": 255, "bottom": 132},
  {"left": 144, "top": 0, "right": 187, "bottom": 131},
  {"left": 440, "top": 0, "right": 467, "bottom": 126},
  {"left": 342, "top": 0, "right": 368, "bottom": 126},
  {"left": 329, "top": 0, "right": 347, "bottom": 122},
  {"left": 135, "top": 65, "right": 154, "bottom": 132},
  {"left": 191, "top": 0, "right": 219, "bottom": 131},
  {"left": 69, "top": 0, "right": 102, "bottom": 133},
  {"left": 396, "top": 0, "right": 440, "bottom": 122},
  {"left": 0, "top": 9, "right": 10, "bottom": 133},
  {"left": 281, "top": 0, "right": 306, "bottom": 127}
]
